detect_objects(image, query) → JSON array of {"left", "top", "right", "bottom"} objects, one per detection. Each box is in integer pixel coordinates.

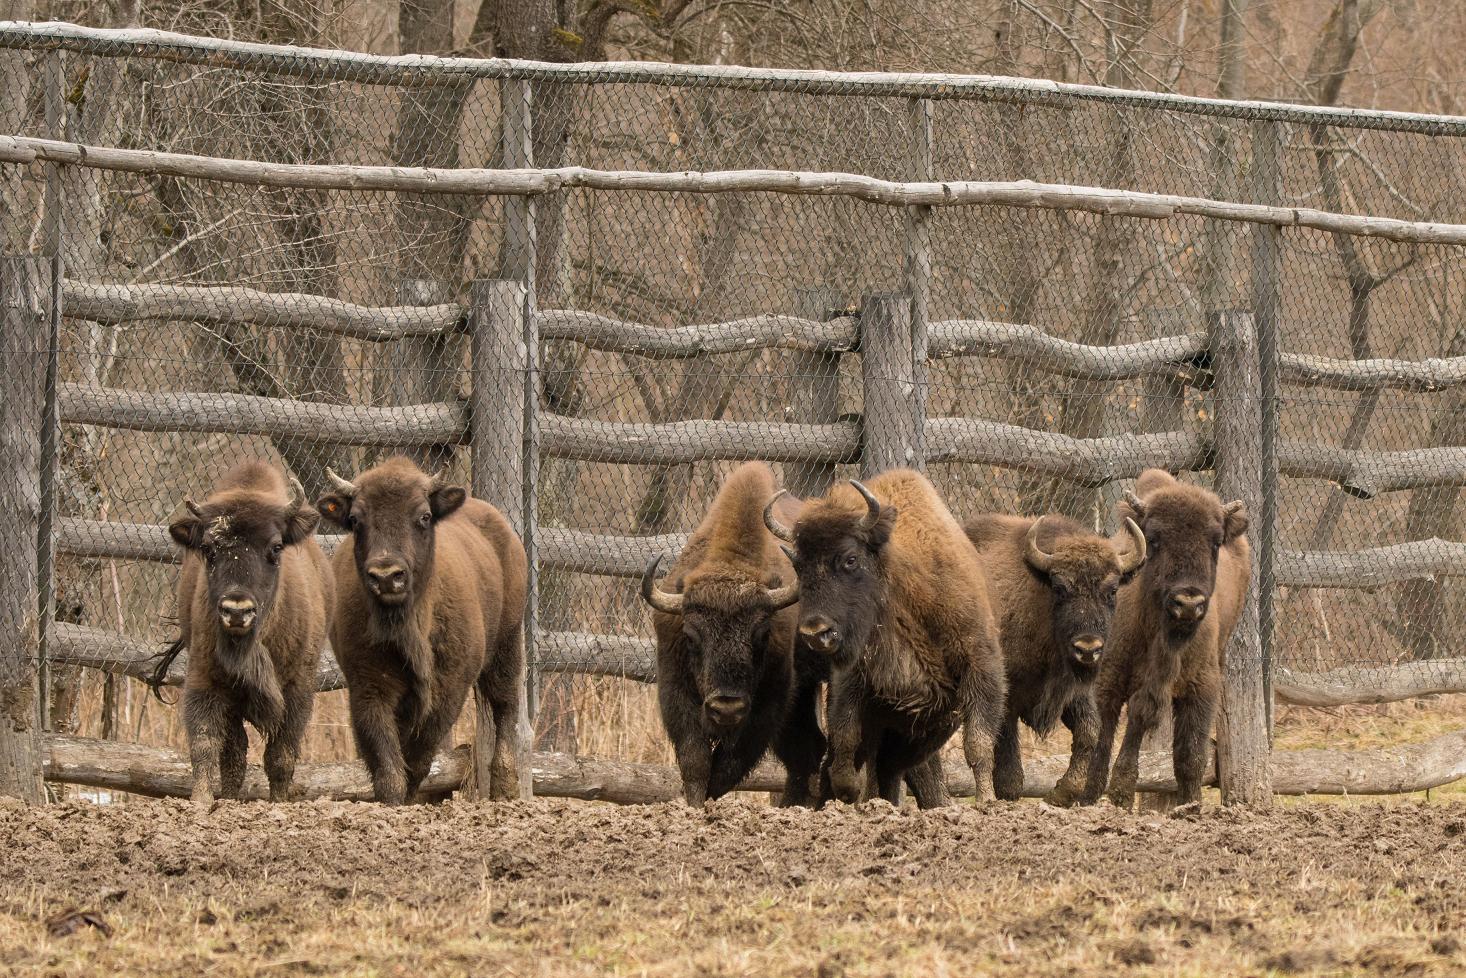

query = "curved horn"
[
  {"left": 850, "top": 480, "right": 882, "bottom": 531},
  {"left": 1223, "top": 500, "right": 1245, "bottom": 517},
  {"left": 763, "top": 490, "right": 796, "bottom": 543},
  {"left": 1116, "top": 516, "right": 1147, "bottom": 574},
  {"left": 285, "top": 475, "right": 307, "bottom": 511},
  {"left": 1024, "top": 517, "right": 1056, "bottom": 573},
  {"left": 1123, "top": 489, "right": 1146, "bottom": 518},
  {"left": 184, "top": 498, "right": 204, "bottom": 518},
  {"left": 764, "top": 575, "right": 800, "bottom": 612},
  {"left": 779, "top": 544, "right": 797, "bottom": 566},
  {"left": 325, "top": 467, "right": 358, "bottom": 497},
  {"left": 639, "top": 554, "right": 684, "bottom": 615}
]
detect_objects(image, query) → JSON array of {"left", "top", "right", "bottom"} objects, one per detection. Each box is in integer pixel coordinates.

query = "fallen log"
[{"left": 1274, "top": 659, "right": 1466, "bottom": 707}]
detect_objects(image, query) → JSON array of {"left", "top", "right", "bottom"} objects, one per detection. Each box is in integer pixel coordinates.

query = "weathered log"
[
  {"left": 7, "top": 22, "right": 1466, "bottom": 136},
  {"left": 923, "top": 419, "right": 1211, "bottom": 484},
  {"left": 40, "top": 730, "right": 1466, "bottom": 802},
  {"left": 1277, "top": 442, "right": 1466, "bottom": 498},
  {"left": 1278, "top": 539, "right": 1466, "bottom": 588},
  {"left": 1274, "top": 659, "right": 1466, "bottom": 707},
  {"left": 539, "top": 309, "right": 858, "bottom": 358},
  {"left": 1281, "top": 350, "right": 1466, "bottom": 393},
  {"left": 539, "top": 414, "right": 860, "bottom": 466},
  {"left": 537, "top": 631, "right": 657, "bottom": 682},
  {"left": 929, "top": 320, "right": 1209, "bottom": 380},
  {"left": 536, "top": 527, "right": 691, "bottom": 577},
  {"left": 60, "top": 279, "right": 460, "bottom": 341},
  {"left": 9, "top": 134, "right": 1466, "bottom": 246}
]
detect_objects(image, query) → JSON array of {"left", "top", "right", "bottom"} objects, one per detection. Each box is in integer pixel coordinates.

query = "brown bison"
[
  {"left": 640, "top": 462, "right": 825, "bottom": 806},
  {"left": 1081, "top": 469, "right": 1251, "bottom": 809},
  {"left": 316, "top": 457, "right": 527, "bottom": 804},
  {"left": 964, "top": 513, "right": 1146, "bottom": 804},
  {"left": 766, "top": 470, "right": 1006, "bottom": 805},
  {"left": 157, "top": 461, "right": 332, "bottom": 804}
]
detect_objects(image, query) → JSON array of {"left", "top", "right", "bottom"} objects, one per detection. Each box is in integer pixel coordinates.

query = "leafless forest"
[{"left": 3, "top": 0, "right": 1464, "bottom": 770}]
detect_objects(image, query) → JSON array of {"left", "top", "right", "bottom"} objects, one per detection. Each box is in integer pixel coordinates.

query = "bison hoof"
[
  {"left": 1169, "top": 800, "right": 1203, "bottom": 818},
  {"left": 830, "top": 770, "right": 863, "bottom": 805},
  {"left": 1042, "top": 786, "right": 1076, "bottom": 808}
]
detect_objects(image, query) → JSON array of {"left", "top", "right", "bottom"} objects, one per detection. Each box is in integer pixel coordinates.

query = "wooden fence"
[{"left": 3, "top": 34, "right": 1466, "bottom": 804}]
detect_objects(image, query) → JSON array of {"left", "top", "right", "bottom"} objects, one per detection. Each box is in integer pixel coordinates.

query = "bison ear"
[
  {"left": 283, "top": 505, "right": 319, "bottom": 545},
  {"left": 429, "top": 484, "right": 468, "bottom": 521},
  {"left": 1222, "top": 501, "right": 1249, "bottom": 543},
  {"left": 866, "top": 504, "right": 897, "bottom": 551},
  {"left": 168, "top": 515, "right": 202, "bottom": 550},
  {"left": 316, "top": 493, "right": 351, "bottom": 529}
]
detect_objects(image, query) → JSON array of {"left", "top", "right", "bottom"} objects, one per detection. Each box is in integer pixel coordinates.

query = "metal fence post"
[
  {"left": 1212, "top": 309, "right": 1273, "bottom": 807},
  {"left": 860, "top": 292, "right": 922, "bottom": 477},
  {"left": 0, "top": 256, "right": 48, "bottom": 802}
]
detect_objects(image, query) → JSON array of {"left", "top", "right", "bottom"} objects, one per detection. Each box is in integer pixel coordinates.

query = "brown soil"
[{"left": 4, "top": 797, "right": 1465, "bottom": 976}]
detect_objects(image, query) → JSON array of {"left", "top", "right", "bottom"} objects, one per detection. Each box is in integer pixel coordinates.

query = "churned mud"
[{"left": 2, "top": 796, "right": 1463, "bottom": 976}]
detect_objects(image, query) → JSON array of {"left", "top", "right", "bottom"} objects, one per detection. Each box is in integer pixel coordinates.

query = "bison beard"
[
  {"left": 771, "top": 471, "right": 1007, "bottom": 807},
  {"left": 160, "top": 461, "right": 332, "bottom": 804},
  {"left": 1081, "top": 468, "right": 1251, "bottom": 810},
  {"left": 641, "top": 462, "right": 824, "bottom": 807},
  {"left": 317, "top": 457, "right": 527, "bottom": 805},
  {"left": 964, "top": 512, "right": 1146, "bottom": 805}
]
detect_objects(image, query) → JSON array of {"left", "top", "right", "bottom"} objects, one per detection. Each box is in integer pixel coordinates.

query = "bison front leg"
[
  {"left": 348, "top": 686, "right": 408, "bottom": 805},
  {"left": 904, "top": 752, "right": 950, "bottom": 809},
  {"left": 992, "top": 716, "right": 1024, "bottom": 801},
  {"left": 1171, "top": 692, "right": 1218, "bottom": 807},
  {"left": 264, "top": 681, "right": 314, "bottom": 802},
  {"left": 958, "top": 644, "right": 1006, "bottom": 803},
  {"left": 823, "top": 669, "right": 867, "bottom": 804},
  {"left": 182, "top": 686, "right": 235, "bottom": 805},
  {"left": 1107, "top": 683, "right": 1167, "bottom": 810},
  {"left": 671, "top": 733, "right": 713, "bottom": 807},
  {"left": 772, "top": 676, "right": 826, "bottom": 808},
  {"left": 481, "top": 628, "right": 525, "bottom": 800},
  {"left": 1046, "top": 695, "right": 1099, "bottom": 807}
]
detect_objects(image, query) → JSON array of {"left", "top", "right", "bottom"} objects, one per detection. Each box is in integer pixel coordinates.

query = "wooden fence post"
[
  {"left": 396, "top": 278, "right": 458, "bottom": 470},
  {"left": 1212, "top": 309, "right": 1273, "bottom": 807},
  {"left": 469, "top": 278, "right": 534, "bottom": 800},
  {"left": 860, "top": 292, "right": 923, "bottom": 478},
  {"left": 904, "top": 97, "right": 933, "bottom": 435},
  {"left": 0, "top": 256, "right": 48, "bottom": 802},
  {"left": 785, "top": 287, "right": 843, "bottom": 498}
]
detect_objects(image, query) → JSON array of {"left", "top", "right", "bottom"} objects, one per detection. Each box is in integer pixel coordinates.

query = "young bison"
[
  {"left": 159, "top": 461, "right": 332, "bottom": 804},
  {"left": 767, "top": 470, "right": 1006, "bottom": 806},
  {"left": 964, "top": 513, "right": 1146, "bottom": 805},
  {"left": 1081, "top": 469, "right": 1250, "bottom": 809},
  {"left": 640, "top": 462, "right": 825, "bottom": 806},
  {"left": 316, "top": 457, "right": 527, "bottom": 804}
]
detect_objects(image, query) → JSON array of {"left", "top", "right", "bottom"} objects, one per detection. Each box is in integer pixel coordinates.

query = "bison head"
[
  {"left": 765, "top": 480, "right": 894, "bottom": 671},
  {"left": 315, "top": 457, "right": 466, "bottom": 609},
  {"left": 641, "top": 554, "right": 798, "bottom": 732},
  {"left": 1119, "top": 470, "right": 1248, "bottom": 631},
  {"left": 1023, "top": 515, "right": 1146, "bottom": 669},
  {"left": 169, "top": 476, "right": 317, "bottom": 639}
]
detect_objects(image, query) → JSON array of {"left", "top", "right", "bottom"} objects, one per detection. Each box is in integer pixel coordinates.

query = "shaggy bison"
[
  {"left": 965, "top": 513, "right": 1146, "bottom": 804},
  {"left": 159, "top": 461, "right": 332, "bottom": 804},
  {"left": 640, "top": 462, "right": 825, "bottom": 806},
  {"left": 1081, "top": 469, "right": 1251, "bottom": 809},
  {"left": 316, "top": 457, "right": 526, "bottom": 804},
  {"left": 766, "top": 470, "right": 1006, "bottom": 805}
]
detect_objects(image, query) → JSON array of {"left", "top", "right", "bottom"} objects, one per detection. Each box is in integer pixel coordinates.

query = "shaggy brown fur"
[
  {"left": 780, "top": 470, "right": 1006, "bottom": 806},
  {"left": 643, "top": 463, "right": 824, "bottom": 807},
  {"left": 164, "top": 461, "right": 332, "bottom": 804},
  {"left": 317, "top": 456, "right": 527, "bottom": 805},
  {"left": 1082, "top": 469, "right": 1251, "bottom": 809},
  {"left": 965, "top": 513, "right": 1144, "bottom": 805}
]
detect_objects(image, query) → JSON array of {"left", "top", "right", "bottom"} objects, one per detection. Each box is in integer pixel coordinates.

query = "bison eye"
[
  {"left": 417, "top": 512, "right": 432, "bottom": 530},
  {"left": 842, "top": 553, "right": 859, "bottom": 571},
  {"left": 268, "top": 542, "right": 284, "bottom": 563}
]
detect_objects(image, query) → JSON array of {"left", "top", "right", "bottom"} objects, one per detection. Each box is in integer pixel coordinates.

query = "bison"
[
  {"left": 157, "top": 461, "right": 332, "bottom": 804},
  {"left": 640, "top": 462, "right": 825, "bottom": 807},
  {"left": 964, "top": 512, "right": 1146, "bottom": 804},
  {"left": 1080, "top": 468, "right": 1250, "bottom": 809},
  {"left": 316, "top": 456, "right": 527, "bottom": 804},
  {"left": 766, "top": 470, "right": 1006, "bottom": 806}
]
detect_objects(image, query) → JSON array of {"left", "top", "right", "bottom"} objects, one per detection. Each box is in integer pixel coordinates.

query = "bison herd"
[{"left": 156, "top": 455, "right": 1248, "bottom": 812}]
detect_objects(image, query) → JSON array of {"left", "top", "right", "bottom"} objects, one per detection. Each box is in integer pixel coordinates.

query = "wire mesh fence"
[{"left": 2, "top": 22, "right": 1465, "bottom": 793}]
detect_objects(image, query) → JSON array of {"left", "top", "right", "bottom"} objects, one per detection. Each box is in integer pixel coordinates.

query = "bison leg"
[
  {"left": 1107, "top": 683, "right": 1166, "bottom": 809},
  {"left": 218, "top": 714, "right": 248, "bottom": 800},
  {"left": 182, "top": 686, "right": 236, "bottom": 805},
  {"left": 264, "top": 681, "right": 314, "bottom": 802},
  {"left": 349, "top": 687, "right": 408, "bottom": 805},
  {"left": 1171, "top": 693, "right": 1218, "bottom": 806},
  {"left": 402, "top": 702, "right": 463, "bottom": 802},
  {"left": 671, "top": 733, "right": 713, "bottom": 807},
  {"left": 481, "top": 627, "right": 525, "bottom": 801},
  {"left": 992, "top": 716, "right": 1024, "bottom": 801},
  {"left": 824, "top": 669, "right": 868, "bottom": 805},
  {"left": 958, "top": 643, "right": 1006, "bottom": 804},
  {"left": 772, "top": 676, "right": 825, "bottom": 808},
  {"left": 903, "top": 753, "right": 950, "bottom": 809},
  {"left": 1045, "top": 695, "right": 1099, "bottom": 807}
]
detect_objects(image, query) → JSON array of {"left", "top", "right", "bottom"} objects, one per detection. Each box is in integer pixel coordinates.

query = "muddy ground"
[{"left": 2, "top": 796, "right": 1464, "bottom": 977}]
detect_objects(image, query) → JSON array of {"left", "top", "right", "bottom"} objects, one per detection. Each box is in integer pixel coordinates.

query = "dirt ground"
[{"left": 2, "top": 796, "right": 1464, "bottom": 977}]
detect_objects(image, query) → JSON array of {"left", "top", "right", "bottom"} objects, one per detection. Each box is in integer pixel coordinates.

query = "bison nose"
[
  {"left": 798, "top": 616, "right": 841, "bottom": 654},
  {"left": 1071, "top": 634, "right": 1104, "bottom": 664},
  {"left": 704, "top": 694, "right": 749, "bottom": 728},
  {"left": 365, "top": 563, "right": 408, "bottom": 596},
  {"left": 1167, "top": 589, "right": 1208, "bottom": 623},
  {"left": 218, "top": 595, "right": 256, "bottom": 633}
]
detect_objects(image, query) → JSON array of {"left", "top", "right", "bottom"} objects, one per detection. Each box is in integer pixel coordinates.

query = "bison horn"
[
  {"left": 325, "top": 467, "right": 358, "bottom": 497},
  {"left": 1117, "top": 516, "right": 1147, "bottom": 573},
  {"left": 850, "top": 480, "right": 883, "bottom": 531},
  {"left": 1123, "top": 489, "right": 1146, "bottom": 518},
  {"left": 765, "top": 575, "right": 800, "bottom": 612},
  {"left": 639, "top": 553, "right": 684, "bottom": 615},
  {"left": 183, "top": 498, "right": 204, "bottom": 518},
  {"left": 1024, "top": 517, "right": 1057, "bottom": 573},
  {"left": 1223, "top": 499, "right": 1245, "bottom": 517},
  {"left": 763, "top": 490, "right": 796, "bottom": 543},
  {"left": 285, "top": 475, "right": 307, "bottom": 511},
  {"left": 779, "top": 544, "right": 797, "bottom": 566}
]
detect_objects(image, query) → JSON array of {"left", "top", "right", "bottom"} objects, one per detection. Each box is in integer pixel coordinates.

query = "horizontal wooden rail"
[
  {"left": 11, "top": 134, "right": 1466, "bottom": 245},
  {"left": 537, "top": 631, "right": 657, "bottom": 682},
  {"left": 1281, "top": 351, "right": 1466, "bottom": 393},
  {"left": 540, "top": 414, "right": 859, "bottom": 465},
  {"left": 925, "top": 419, "right": 1209, "bottom": 483},
  {"left": 41, "top": 729, "right": 1466, "bottom": 801},
  {"left": 10, "top": 22, "right": 1466, "bottom": 137},
  {"left": 928, "top": 321, "right": 1208, "bottom": 379},
  {"left": 1277, "top": 442, "right": 1466, "bottom": 499},
  {"left": 539, "top": 309, "right": 857, "bottom": 357},
  {"left": 1278, "top": 539, "right": 1466, "bottom": 588},
  {"left": 1275, "top": 658, "right": 1466, "bottom": 707},
  {"left": 537, "top": 527, "right": 690, "bottom": 578}
]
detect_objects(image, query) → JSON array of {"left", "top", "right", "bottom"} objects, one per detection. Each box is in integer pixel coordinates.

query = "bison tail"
[{"left": 148, "top": 638, "right": 186, "bottom": 703}]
